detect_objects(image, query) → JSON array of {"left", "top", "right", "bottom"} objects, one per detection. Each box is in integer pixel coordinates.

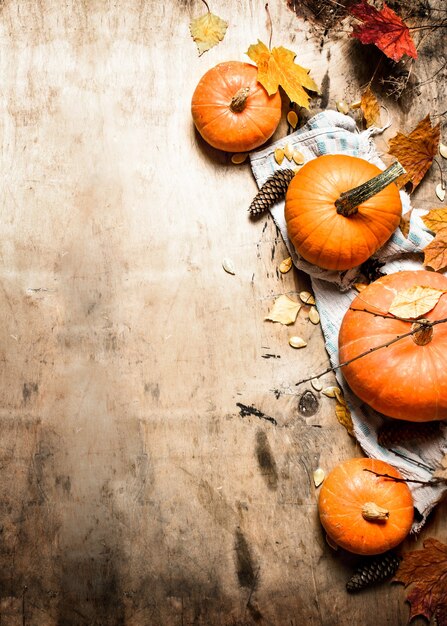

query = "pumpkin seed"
[
  {"left": 299, "top": 291, "right": 315, "bottom": 305},
  {"left": 222, "top": 258, "right": 235, "bottom": 275},
  {"left": 313, "top": 467, "right": 325, "bottom": 487},
  {"left": 274, "top": 148, "right": 285, "bottom": 165},
  {"left": 289, "top": 336, "right": 307, "bottom": 348},
  {"left": 279, "top": 256, "right": 293, "bottom": 274},
  {"left": 231, "top": 152, "right": 248, "bottom": 164},
  {"left": 284, "top": 143, "right": 294, "bottom": 161},
  {"left": 350, "top": 100, "right": 362, "bottom": 110},
  {"left": 436, "top": 183, "right": 446, "bottom": 202},
  {"left": 292, "top": 150, "right": 305, "bottom": 165},
  {"left": 336, "top": 101, "right": 349, "bottom": 114},
  {"left": 322, "top": 386, "right": 340, "bottom": 398},
  {"left": 439, "top": 143, "right": 447, "bottom": 159},
  {"left": 287, "top": 110, "right": 298, "bottom": 129},
  {"left": 311, "top": 378, "right": 323, "bottom": 392},
  {"left": 308, "top": 306, "right": 320, "bottom": 324}
]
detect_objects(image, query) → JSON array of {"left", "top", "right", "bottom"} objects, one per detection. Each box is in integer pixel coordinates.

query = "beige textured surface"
[{"left": 0, "top": 0, "right": 445, "bottom": 623}]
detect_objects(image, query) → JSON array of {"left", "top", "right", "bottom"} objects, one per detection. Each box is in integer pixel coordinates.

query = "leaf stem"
[
  {"left": 265, "top": 2, "right": 273, "bottom": 50},
  {"left": 199, "top": 0, "right": 210, "bottom": 12},
  {"left": 295, "top": 316, "right": 447, "bottom": 386}
]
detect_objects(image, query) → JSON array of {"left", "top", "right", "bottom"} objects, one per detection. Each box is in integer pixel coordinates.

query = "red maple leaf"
[{"left": 350, "top": 0, "right": 418, "bottom": 63}]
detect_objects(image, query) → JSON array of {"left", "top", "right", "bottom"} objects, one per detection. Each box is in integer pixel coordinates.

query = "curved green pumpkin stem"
[{"left": 335, "top": 161, "right": 406, "bottom": 217}]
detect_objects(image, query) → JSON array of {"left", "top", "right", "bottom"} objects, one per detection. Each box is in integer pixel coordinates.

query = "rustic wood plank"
[{"left": 0, "top": 0, "right": 444, "bottom": 624}]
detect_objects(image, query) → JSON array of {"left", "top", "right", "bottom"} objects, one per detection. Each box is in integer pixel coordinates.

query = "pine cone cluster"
[
  {"left": 249, "top": 169, "right": 295, "bottom": 216},
  {"left": 346, "top": 552, "right": 401, "bottom": 592}
]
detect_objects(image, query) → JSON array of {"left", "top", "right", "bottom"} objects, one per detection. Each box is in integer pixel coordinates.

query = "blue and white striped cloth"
[{"left": 250, "top": 110, "right": 447, "bottom": 531}]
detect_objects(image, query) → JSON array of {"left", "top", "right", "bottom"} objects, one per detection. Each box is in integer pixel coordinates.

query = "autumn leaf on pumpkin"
[
  {"left": 388, "top": 115, "right": 440, "bottom": 191},
  {"left": 349, "top": 0, "right": 417, "bottom": 63},
  {"left": 246, "top": 40, "right": 319, "bottom": 109},
  {"left": 190, "top": 10, "right": 228, "bottom": 56},
  {"left": 388, "top": 285, "right": 445, "bottom": 319},
  {"left": 394, "top": 538, "right": 447, "bottom": 626},
  {"left": 360, "top": 86, "right": 380, "bottom": 128},
  {"left": 265, "top": 294, "right": 301, "bottom": 325},
  {"left": 422, "top": 208, "right": 447, "bottom": 271}
]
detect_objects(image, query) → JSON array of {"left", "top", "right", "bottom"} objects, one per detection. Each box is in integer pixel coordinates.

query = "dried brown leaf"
[
  {"left": 360, "top": 86, "right": 380, "bottom": 128},
  {"left": 334, "top": 390, "right": 355, "bottom": 437},
  {"left": 388, "top": 115, "right": 440, "bottom": 191},
  {"left": 394, "top": 538, "right": 447, "bottom": 625},
  {"left": 433, "top": 453, "right": 447, "bottom": 480},
  {"left": 399, "top": 208, "right": 413, "bottom": 239}
]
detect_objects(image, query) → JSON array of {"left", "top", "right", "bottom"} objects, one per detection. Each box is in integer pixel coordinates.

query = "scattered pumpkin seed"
[
  {"left": 279, "top": 256, "right": 293, "bottom": 274},
  {"left": 311, "top": 378, "right": 323, "bottom": 392},
  {"left": 313, "top": 467, "right": 325, "bottom": 487},
  {"left": 354, "top": 282, "right": 368, "bottom": 292},
  {"left": 274, "top": 148, "right": 285, "bottom": 165},
  {"left": 287, "top": 110, "right": 298, "bottom": 129},
  {"left": 289, "top": 336, "right": 307, "bottom": 348},
  {"left": 439, "top": 143, "right": 447, "bottom": 159},
  {"left": 322, "top": 386, "right": 340, "bottom": 398},
  {"left": 308, "top": 306, "right": 320, "bottom": 324},
  {"left": 284, "top": 143, "right": 294, "bottom": 161},
  {"left": 350, "top": 100, "right": 362, "bottom": 110},
  {"left": 436, "top": 183, "right": 446, "bottom": 202},
  {"left": 231, "top": 152, "right": 248, "bottom": 164},
  {"left": 299, "top": 290, "right": 315, "bottom": 305},
  {"left": 222, "top": 258, "right": 235, "bottom": 275},
  {"left": 336, "top": 101, "right": 349, "bottom": 115},
  {"left": 292, "top": 150, "right": 305, "bottom": 165}
]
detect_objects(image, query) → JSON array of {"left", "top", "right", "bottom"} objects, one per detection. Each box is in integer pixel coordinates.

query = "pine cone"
[
  {"left": 346, "top": 552, "right": 401, "bottom": 593},
  {"left": 377, "top": 421, "right": 441, "bottom": 449},
  {"left": 249, "top": 169, "right": 295, "bottom": 216}
]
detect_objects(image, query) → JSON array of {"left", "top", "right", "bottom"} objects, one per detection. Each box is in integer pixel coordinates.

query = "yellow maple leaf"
[
  {"left": 264, "top": 294, "right": 301, "bottom": 325},
  {"left": 422, "top": 208, "right": 447, "bottom": 233},
  {"left": 388, "top": 115, "right": 440, "bottom": 191},
  {"left": 246, "top": 40, "right": 318, "bottom": 109},
  {"left": 360, "top": 86, "right": 380, "bottom": 128},
  {"left": 333, "top": 388, "right": 355, "bottom": 437},
  {"left": 388, "top": 285, "right": 445, "bottom": 319},
  {"left": 190, "top": 11, "right": 228, "bottom": 56}
]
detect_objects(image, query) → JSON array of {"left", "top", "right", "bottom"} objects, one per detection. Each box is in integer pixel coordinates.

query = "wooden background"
[{"left": 0, "top": 0, "right": 445, "bottom": 624}]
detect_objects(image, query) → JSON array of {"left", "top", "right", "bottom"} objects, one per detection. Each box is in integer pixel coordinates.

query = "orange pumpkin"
[
  {"left": 191, "top": 61, "right": 282, "bottom": 153},
  {"left": 318, "top": 458, "right": 414, "bottom": 555},
  {"left": 284, "top": 155, "right": 403, "bottom": 270},
  {"left": 339, "top": 270, "right": 447, "bottom": 422}
]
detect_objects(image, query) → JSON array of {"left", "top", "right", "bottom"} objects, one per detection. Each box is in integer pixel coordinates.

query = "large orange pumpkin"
[
  {"left": 339, "top": 270, "right": 447, "bottom": 421},
  {"left": 318, "top": 458, "right": 414, "bottom": 555},
  {"left": 284, "top": 155, "right": 403, "bottom": 270},
  {"left": 191, "top": 61, "right": 282, "bottom": 153}
]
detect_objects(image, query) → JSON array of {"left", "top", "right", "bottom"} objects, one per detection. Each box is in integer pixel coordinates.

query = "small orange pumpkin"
[
  {"left": 284, "top": 155, "right": 403, "bottom": 270},
  {"left": 339, "top": 270, "right": 447, "bottom": 421},
  {"left": 191, "top": 61, "right": 282, "bottom": 153},
  {"left": 318, "top": 458, "right": 414, "bottom": 555}
]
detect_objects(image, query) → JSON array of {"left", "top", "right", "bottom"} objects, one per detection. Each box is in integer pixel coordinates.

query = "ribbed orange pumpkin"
[
  {"left": 318, "top": 458, "right": 414, "bottom": 555},
  {"left": 191, "top": 61, "right": 282, "bottom": 153},
  {"left": 284, "top": 155, "right": 403, "bottom": 270},
  {"left": 339, "top": 270, "right": 447, "bottom": 421}
]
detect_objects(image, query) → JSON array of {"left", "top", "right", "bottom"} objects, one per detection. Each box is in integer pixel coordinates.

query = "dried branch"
[{"left": 363, "top": 469, "right": 441, "bottom": 485}]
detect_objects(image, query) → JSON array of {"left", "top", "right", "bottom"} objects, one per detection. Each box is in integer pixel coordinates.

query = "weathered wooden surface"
[{"left": 0, "top": 0, "right": 445, "bottom": 624}]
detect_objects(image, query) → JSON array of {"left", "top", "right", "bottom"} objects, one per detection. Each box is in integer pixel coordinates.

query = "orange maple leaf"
[
  {"left": 350, "top": 0, "right": 417, "bottom": 62},
  {"left": 388, "top": 115, "right": 440, "bottom": 191},
  {"left": 360, "top": 86, "right": 380, "bottom": 128},
  {"left": 394, "top": 538, "right": 447, "bottom": 626},
  {"left": 421, "top": 208, "right": 447, "bottom": 271}
]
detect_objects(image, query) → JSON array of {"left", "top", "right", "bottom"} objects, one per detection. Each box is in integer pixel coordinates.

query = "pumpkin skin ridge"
[{"left": 242, "top": 109, "right": 270, "bottom": 143}]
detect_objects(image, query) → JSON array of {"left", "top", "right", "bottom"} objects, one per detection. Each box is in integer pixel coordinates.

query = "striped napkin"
[{"left": 250, "top": 110, "right": 447, "bottom": 531}]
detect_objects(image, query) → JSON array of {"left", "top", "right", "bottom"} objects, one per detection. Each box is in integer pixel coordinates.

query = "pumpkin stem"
[
  {"left": 230, "top": 87, "right": 250, "bottom": 113},
  {"left": 362, "top": 501, "right": 390, "bottom": 522},
  {"left": 411, "top": 318, "right": 433, "bottom": 345},
  {"left": 335, "top": 161, "right": 405, "bottom": 217}
]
